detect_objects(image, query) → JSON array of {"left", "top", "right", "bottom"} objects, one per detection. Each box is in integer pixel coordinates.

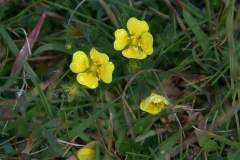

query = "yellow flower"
[
  {"left": 69, "top": 48, "right": 115, "bottom": 89},
  {"left": 140, "top": 93, "right": 169, "bottom": 115},
  {"left": 114, "top": 17, "right": 153, "bottom": 59},
  {"left": 77, "top": 148, "right": 95, "bottom": 160}
]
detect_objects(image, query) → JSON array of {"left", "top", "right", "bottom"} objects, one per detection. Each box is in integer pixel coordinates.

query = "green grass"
[{"left": 1, "top": 0, "right": 240, "bottom": 159}]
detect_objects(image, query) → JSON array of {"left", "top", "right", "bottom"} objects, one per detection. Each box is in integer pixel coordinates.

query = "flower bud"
[{"left": 127, "top": 59, "right": 141, "bottom": 74}]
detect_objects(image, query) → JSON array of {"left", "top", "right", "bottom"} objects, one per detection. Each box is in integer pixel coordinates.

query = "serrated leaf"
[
  {"left": 119, "top": 139, "right": 142, "bottom": 157},
  {"left": 156, "top": 34, "right": 167, "bottom": 44},
  {"left": 195, "top": 129, "right": 220, "bottom": 152},
  {"left": 227, "top": 149, "right": 240, "bottom": 160},
  {"left": 43, "top": 129, "right": 72, "bottom": 157}
]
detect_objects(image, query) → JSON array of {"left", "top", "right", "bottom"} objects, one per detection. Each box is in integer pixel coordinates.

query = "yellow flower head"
[
  {"left": 77, "top": 148, "right": 95, "bottom": 160},
  {"left": 69, "top": 48, "right": 115, "bottom": 89},
  {"left": 140, "top": 93, "right": 169, "bottom": 115},
  {"left": 114, "top": 17, "right": 153, "bottom": 59}
]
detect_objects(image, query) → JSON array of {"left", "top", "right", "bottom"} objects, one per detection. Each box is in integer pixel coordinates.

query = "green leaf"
[
  {"left": 0, "top": 136, "right": 14, "bottom": 155},
  {"left": 195, "top": 129, "right": 220, "bottom": 152},
  {"left": 32, "top": 43, "right": 73, "bottom": 56},
  {"left": 159, "top": 132, "right": 180, "bottom": 157},
  {"left": 183, "top": 9, "right": 210, "bottom": 52},
  {"left": 0, "top": 12, "right": 46, "bottom": 91},
  {"left": 227, "top": 149, "right": 240, "bottom": 160},
  {"left": 207, "top": 153, "right": 224, "bottom": 159},
  {"left": 43, "top": 118, "right": 63, "bottom": 128},
  {"left": 156, "top": 33, "right": 167, "bottom": 44},
  {"left": 135, "top": 130, "right": 156, "bottom": 142},
  {"left": 67, "top": 97, "right": 120, "bottom": 139},
  {"left": 118, "top": 139, "right": 142, "bottom": 157},
  {"left": 4, "top": 106, "right": 38, "bottom": 132},
  {"left": 133, "top": 116, "right": 155, "bottom": 135},
  {"left": 42, "top": 129, "right": 72, "bottom": 157},
  {"left": 30, "top": 74, "right": 53, "bottom": 119},
  {"left": 182, "top": 2, "right": 207, "bottom": 19},
  {"left": 18, "top": 94, "right": 28, "bottom": 118},
  {"left": 217, "top": 3, "right": 233, "bottom": 31},
  {"left": 116, "top": 126, "right": 127, "bottom": 150},
  {"left": 0, "top": 24, "right": 19, "bottom": 56},
  {"left": 17, "top": 119, "right": 30, "bottom": 138}
]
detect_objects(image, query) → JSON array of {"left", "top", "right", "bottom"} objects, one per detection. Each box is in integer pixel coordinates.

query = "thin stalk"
[
  {"left": 205, "top": 0, "right": 213, "bottom": 35},
  {"left": 226, "top": 0, "right": 240, "bottom": 142}
]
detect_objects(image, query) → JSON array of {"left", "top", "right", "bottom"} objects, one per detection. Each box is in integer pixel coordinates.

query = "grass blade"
[
  {"left": 183, "top": 9, "right": 210, "bottom": 52},
  {"left": 0, "top": 11, "right": 46, "bottom": 92}
]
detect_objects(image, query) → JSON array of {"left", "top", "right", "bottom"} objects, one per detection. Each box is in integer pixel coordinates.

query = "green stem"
[
  {"left": 226, "top": 0, "right": 240, "bottom": 142},
  {"left": 205, "top": 0, "right": 213, "bottom": 35}
]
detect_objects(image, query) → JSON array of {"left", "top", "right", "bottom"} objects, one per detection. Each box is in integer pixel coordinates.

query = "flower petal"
[
  {"left": 127, "top": 17, "right": 149, "bottom": 36},
  {"left": 122, "top": 47, "right": 146, "bottom": 59},
  {"left": 140, "top": 32, "right": 153, "bottom": 55},
  {"left": 114, "top": 29, "right": 129, "bottom": 50},
  {"left": 90, "top": 48, "right": 109, "bottom": 64},
  {"left": 70, "top": 51, "right": 89, "bottom": 73},
  {"left": 77, "top": 148, "right": 95, "bottom": 160},
  {"left": 140, "top": 102, "right": 165, "bottom": 115},
  {"left": 140, "top": 93, "right": 169, "bottom": 115},
  {"left": 76, "top": 72, "right": 98, "bottom": 89},
  {"left": 99, "top": 62, "right": 114, "bottom": 83},
  {"left": 152, "top": 93, "right": 169, "bottom": 105}
]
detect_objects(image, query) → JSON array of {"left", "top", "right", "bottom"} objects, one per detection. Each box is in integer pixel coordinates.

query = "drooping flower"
[
  {"left": 77, "top": 148, "right": 95, "bottom": 160},
  {"left": 69, "top": 48, "right": 115, "bottom": 89},
  {"left": 140, "top": 93, "right": 169, "bottom": 115},
  {"left": 114, "top": 17, "right": 153, "bottom": 59}
]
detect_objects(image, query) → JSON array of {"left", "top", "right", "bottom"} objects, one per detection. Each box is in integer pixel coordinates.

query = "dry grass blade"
[
  {"left": 0, "top": 11, "right": 47, "bottom": 92},
  {"left": 99, "top": 0, "right": 119, "bottom": 28}
]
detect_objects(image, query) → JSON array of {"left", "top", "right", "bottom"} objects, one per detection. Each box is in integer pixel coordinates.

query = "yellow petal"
[
  {"left": 140, "top": 102, "right": 164, "bottom": 115},
  {"left": 140, "top": 32, "right": 153, "bottom": 55},
  {"left": 99, "top": 62, "right": 114, "bottom": 83},
  {"left": 76, "top": 73, "right": 98, "bottom": 89},
  {"left": 90, "top": 48, "right": 109, "bottom": 64},
  {"left": 140, "top": 93, "right": 169, "bottom": 115},
  {"left": 122, "top": 47, "right": 146, "bottom": 59},
  {"left": 151, "top": 93, "right": 169, "bottom": 105},
  {"left": 127, "top": 17, "right": 149, "bottom": 36},
  {"left": 77, "top": 148, "right": 95, "bottom": 160},
  {"left": 114, "top": 29, "right": 129, "bottom": 50},
  {"left": 70, "top": 51, "right": 89, "bottom": 73}
]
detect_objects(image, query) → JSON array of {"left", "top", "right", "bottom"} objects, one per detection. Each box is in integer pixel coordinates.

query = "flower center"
[
  {"left": 130, "top": 34, "right": 139, "bottom": 46},
  {"left": 89, "top": 63, "right": 99, "bottom": 73},
  {"left": 149, "top": 102, "right": 161, "bottom": 110}
]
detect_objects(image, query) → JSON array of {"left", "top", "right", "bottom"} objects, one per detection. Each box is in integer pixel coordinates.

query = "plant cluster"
[{"left": 1, "top": 0, "right": 240, "bottom": 160}]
